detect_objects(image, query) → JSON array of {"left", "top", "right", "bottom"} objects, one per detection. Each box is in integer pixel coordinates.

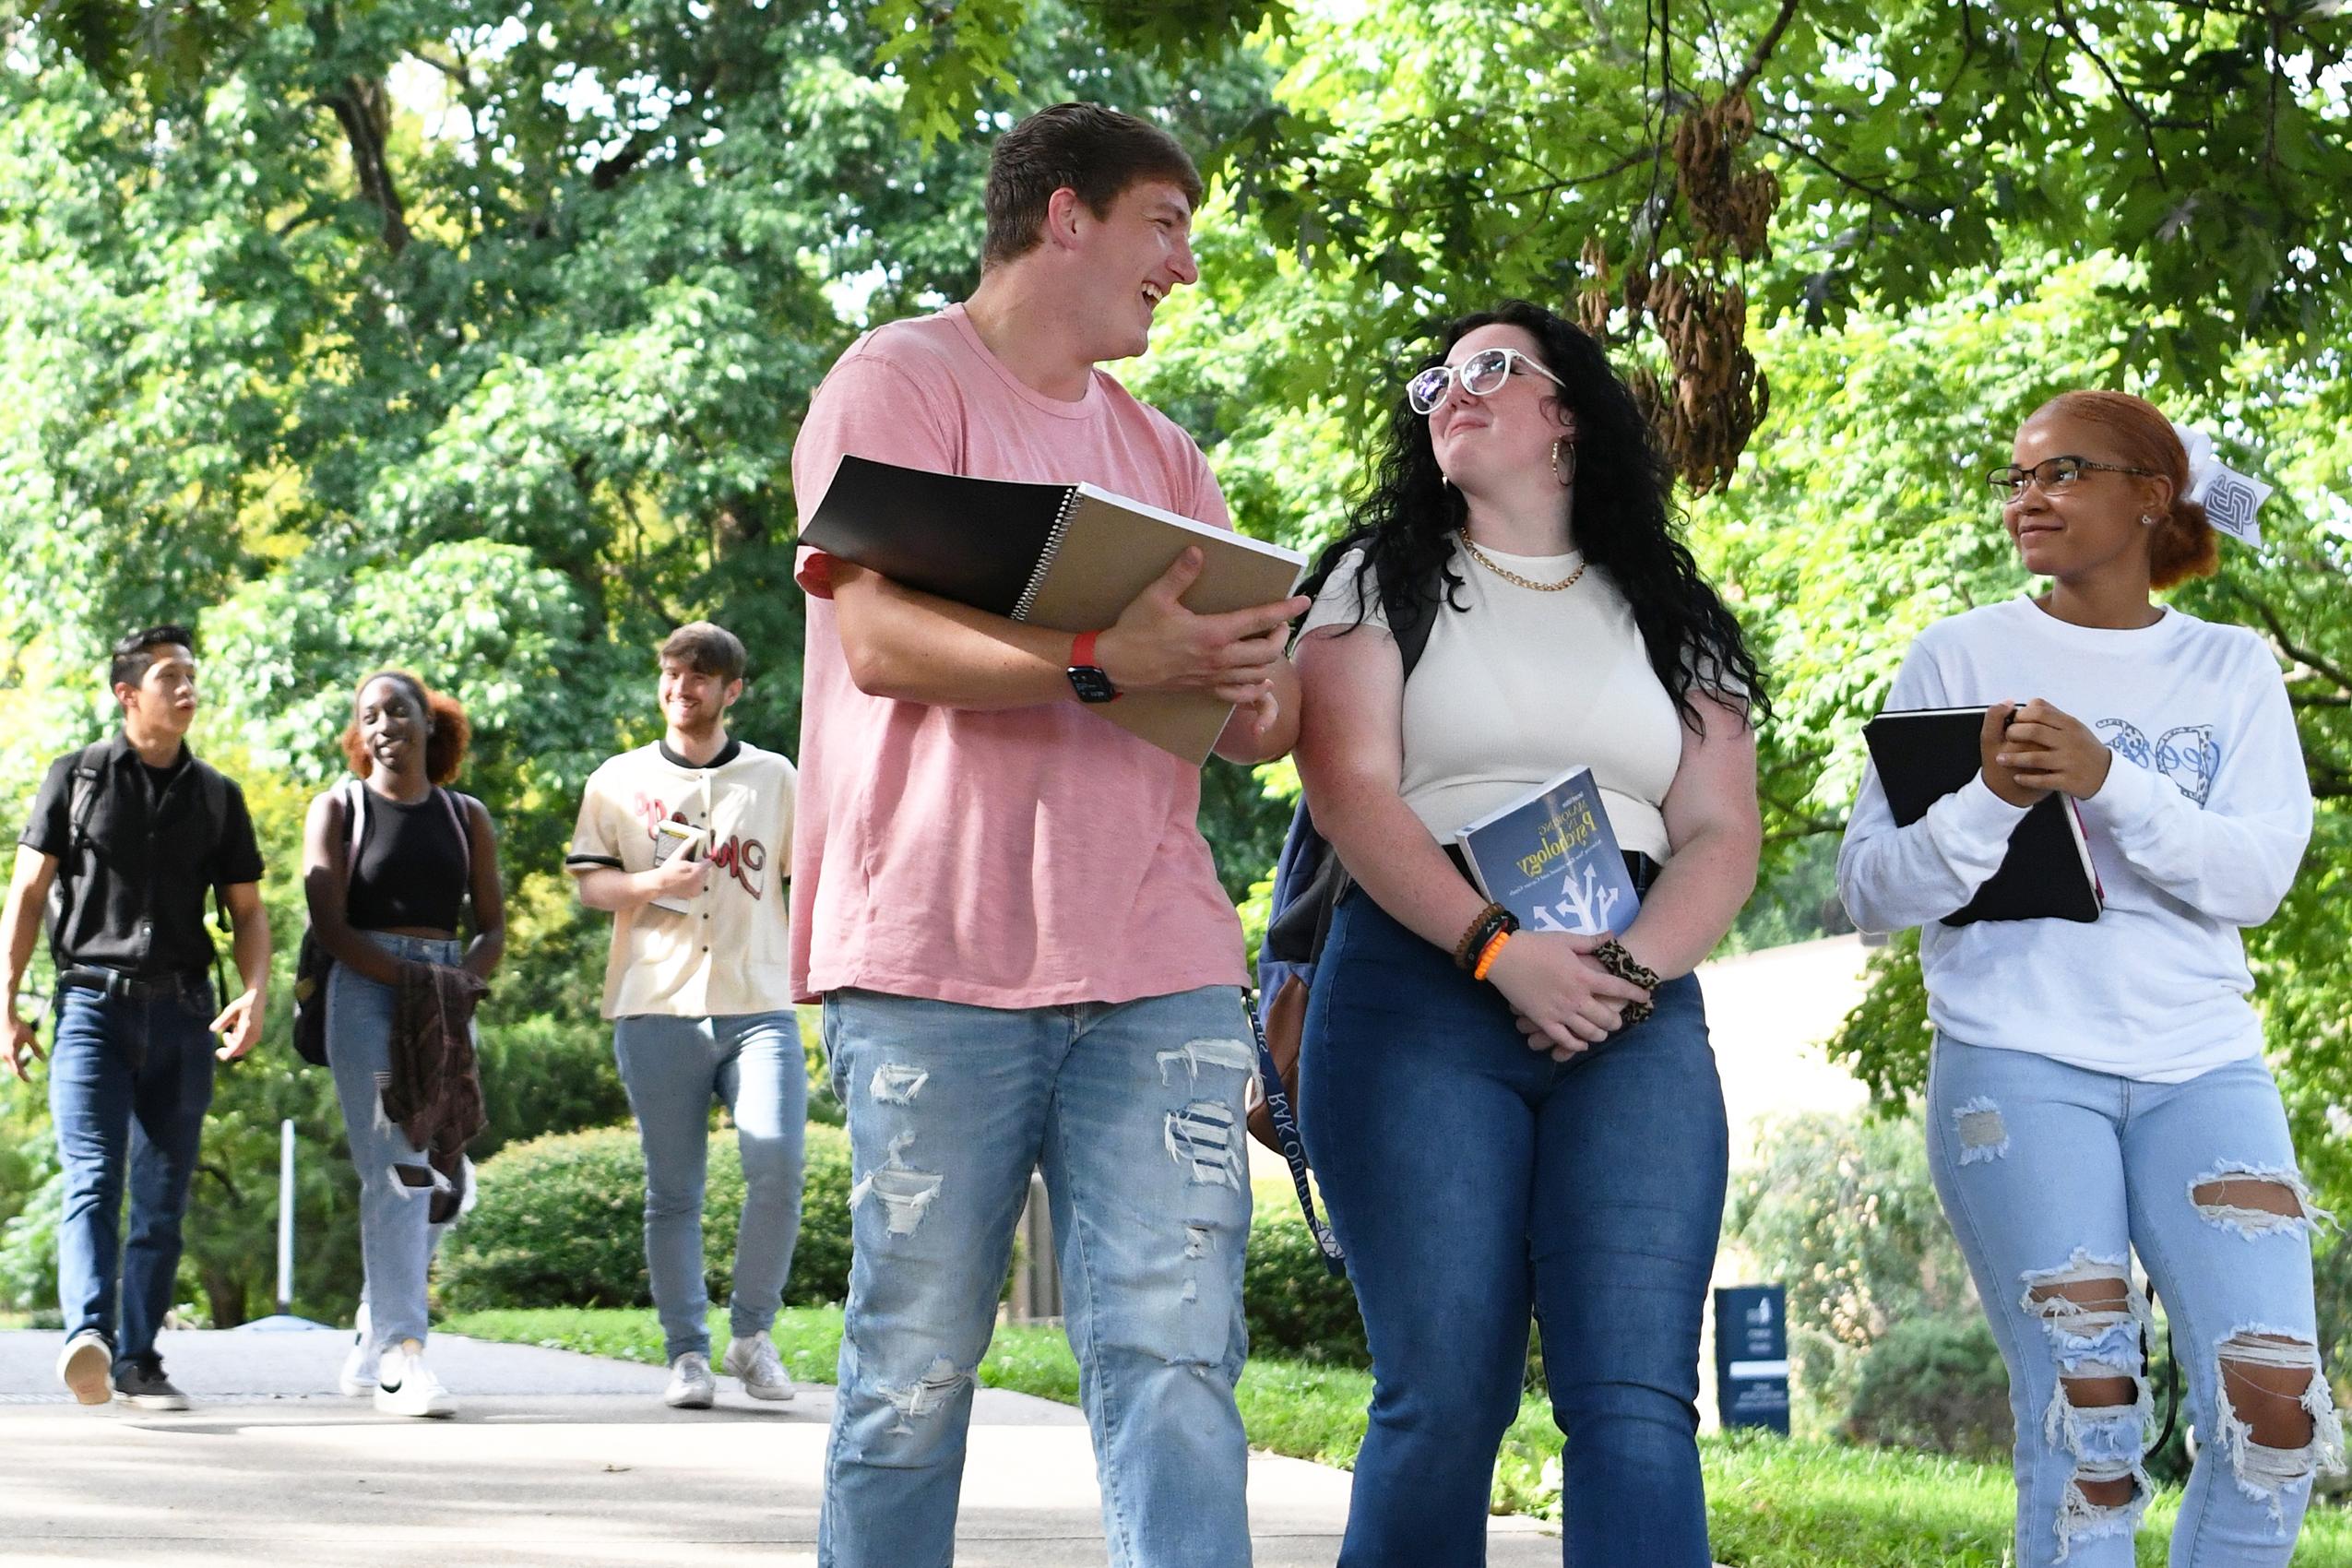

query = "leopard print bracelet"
[{"left": 1591, "top": 938, "right": 1660, "bottom": 1026}]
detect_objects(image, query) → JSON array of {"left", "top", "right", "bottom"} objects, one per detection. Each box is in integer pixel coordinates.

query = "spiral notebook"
[{"left": 801, "top": 454, "right": 1307, "bottom": 763}]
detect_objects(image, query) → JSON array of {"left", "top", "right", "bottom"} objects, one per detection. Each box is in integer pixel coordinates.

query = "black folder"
[{"left": 1862, "top": 707, "right": 2104, "bottom": 925}]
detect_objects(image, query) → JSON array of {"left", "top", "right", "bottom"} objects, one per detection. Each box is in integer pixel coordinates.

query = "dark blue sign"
[{"left": 1714, "top": 1285, "right": 1790, "bottom": 1433}]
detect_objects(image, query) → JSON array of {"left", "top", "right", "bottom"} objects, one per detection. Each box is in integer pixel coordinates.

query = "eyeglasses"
[
  {"left": 1988, "top": 456, "right": 2158, "bottom": 498},
  {"left": 1406, "top": 347, "right": 1565, "bottom": 416}
]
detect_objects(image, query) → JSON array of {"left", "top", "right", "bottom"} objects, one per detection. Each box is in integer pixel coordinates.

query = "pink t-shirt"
[{"left": 789, "top": 303, "right": 1248, "bottom": 1007}]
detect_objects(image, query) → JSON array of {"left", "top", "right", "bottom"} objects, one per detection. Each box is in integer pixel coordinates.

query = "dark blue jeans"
[
  {"left": 49, "top": 980, "right": 217, "bottom": 1369},
  {"left": 1300, "top": 892, "right": 1728, "bottom": 1567}
]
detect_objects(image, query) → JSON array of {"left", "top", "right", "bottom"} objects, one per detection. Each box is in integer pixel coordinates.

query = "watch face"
[{"left": 1067, "top": 665, "right": 1117, "bottom": 704}]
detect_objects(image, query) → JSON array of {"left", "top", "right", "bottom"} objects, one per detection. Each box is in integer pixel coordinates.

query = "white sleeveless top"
[{"left": 1300, "top": 540, "right": 1684, "bottom": 858}]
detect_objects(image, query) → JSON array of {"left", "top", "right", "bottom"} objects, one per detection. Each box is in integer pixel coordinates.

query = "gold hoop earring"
[{"left": 1551, "top": 439, "right": 1577, "bottom": 488}]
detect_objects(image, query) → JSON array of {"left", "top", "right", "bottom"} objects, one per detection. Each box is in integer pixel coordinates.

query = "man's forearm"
[
  {"left": 834, "top": 569, "right": 1078, "bottom": 710},
  {"left": 231, "top": 907, "right": 271, "bottom": 996},
  {"left": 576, "top": 866, "right": 659, "bottom": 913},
  {"left": 1, "top": 889, "right": 42, "bottom": 1014}
]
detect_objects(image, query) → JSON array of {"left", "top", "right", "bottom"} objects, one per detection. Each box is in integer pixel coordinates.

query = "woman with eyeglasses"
[
  {"left": 1290, "top": 300, "right": 1766, "bottom": 1564},
  {"left": 1838, "top": 391, "right": 2331, "bottom": 1566}
]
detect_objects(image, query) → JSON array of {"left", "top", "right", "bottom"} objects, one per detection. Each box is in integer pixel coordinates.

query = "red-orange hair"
[
  {"left": 2028, "top": 390, "right": 2218, "bottom": 590},
  {"left": 339, "top": 671, "right": 471, "bottom": 786}
]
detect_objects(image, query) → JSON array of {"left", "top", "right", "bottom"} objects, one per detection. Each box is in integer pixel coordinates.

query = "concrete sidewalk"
[{"left": 1, "top": 1328, "right": 1561, "bottom": 1565}]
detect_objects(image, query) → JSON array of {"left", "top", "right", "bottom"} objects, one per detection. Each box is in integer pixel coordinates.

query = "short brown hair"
[
  {"left": 982, "top": 102, "right": 1204, "bottom": 268},
  {"left": 2028, "top": 391, "right": 2218, "bottom": 590},
  {"left": 339, "top": 671, "right": 471, "bottom": 786},
  {"left": 660, "top": 622, "right": 746, "bottom": 683}
]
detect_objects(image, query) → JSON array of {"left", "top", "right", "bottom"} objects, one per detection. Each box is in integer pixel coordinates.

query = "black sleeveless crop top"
[{"left": 345, "top": 788, "right": 469, "bottom": 932}]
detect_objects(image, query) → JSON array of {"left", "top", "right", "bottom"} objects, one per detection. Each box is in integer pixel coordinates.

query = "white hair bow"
[{"left": 2171, "top": 423, "right": 2272, "bottom": 547}]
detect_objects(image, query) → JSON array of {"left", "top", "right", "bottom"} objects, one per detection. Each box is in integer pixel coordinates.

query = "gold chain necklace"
[{"left": 1457, "top": 529, "right": 1587, "bottom": 592}]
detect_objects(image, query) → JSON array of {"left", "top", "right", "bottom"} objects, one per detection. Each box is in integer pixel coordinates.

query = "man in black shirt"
[{"left": 1, "top": 625, "right": 269, "bottom": 1409}]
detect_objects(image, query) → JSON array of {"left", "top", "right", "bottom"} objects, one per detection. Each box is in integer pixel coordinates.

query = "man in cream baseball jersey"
[{"left": 566, "top": 622, "right": 803, "bottom": 1409}]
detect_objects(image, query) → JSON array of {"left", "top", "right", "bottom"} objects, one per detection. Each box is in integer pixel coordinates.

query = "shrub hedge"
[
  {"left": 437, "top": 1121, "right": 854, "bottom": 1312},
  {"left": 1845, "top": 1312, "right": 2013, "bottom": 1461},
  {"left": 1243, "top": 1185, "right": 1369, "bottom": 1366},
  {"left": 438, "top": 1126, "right": 1378, "bottom": 1370}
]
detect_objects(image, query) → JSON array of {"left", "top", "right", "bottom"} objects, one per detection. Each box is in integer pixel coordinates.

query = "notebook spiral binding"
[{"left": 1008, "top": 486, "right": 1084, "bottom": 623}]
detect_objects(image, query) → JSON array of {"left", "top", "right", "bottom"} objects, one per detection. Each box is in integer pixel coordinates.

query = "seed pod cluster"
[
  {"left": 1625, "top": 267, "right": 1769, "bottom": 496},
  {"left": 1574, "top": 244, "right": 1770, "bottom": 496},
  {"left": 1670, "top": 90, "right": 1779, "bottom": 261}
]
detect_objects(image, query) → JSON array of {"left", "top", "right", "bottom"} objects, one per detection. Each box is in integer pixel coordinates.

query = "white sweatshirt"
[{"left": 1836, "top": 598, "right": 2310, "bottom": 1081}]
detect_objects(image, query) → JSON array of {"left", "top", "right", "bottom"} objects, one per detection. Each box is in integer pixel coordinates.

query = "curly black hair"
[{"left": 1305, "top": 299, "right": 1769, "bottom": 729}]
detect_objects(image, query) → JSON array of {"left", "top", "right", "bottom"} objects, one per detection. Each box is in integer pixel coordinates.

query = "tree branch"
[
  {"left": 2049, "top": 0, "right": 2167, "bottom": 186},
  {"left": 1751, "top": 125, "right": 1941, "bottom": 220},
  {"left": 1368, "top": 150, "right": 1652, "bottom": 219},
  {"left": 2224, "top": 582, "right": 2352, "bottom": 700},
  {"left": 323, "top": 75, "right": 410, "bottom": 255},
  {"left": 1727, "top": 0, "right": 1802, "bottom": 101}
]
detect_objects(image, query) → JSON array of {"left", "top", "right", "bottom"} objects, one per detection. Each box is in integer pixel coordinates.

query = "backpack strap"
[
  {"left": 341, "top": 778, "right": 367, "bottom": 867},
  {"left": 190, "top": 761, "right": 233, "bottom": 940},
  {"left": 46, "top": 744, "right": 105, "bottom": 971},
  {"left": 65, "top": 744, "right": 104, "bottom": 849},
  {"left": 1371, "top": 540, "right": 1441, "bottom": 681},
  {"left": 436, "top": 788, "right": 475, "bottom": 918}
]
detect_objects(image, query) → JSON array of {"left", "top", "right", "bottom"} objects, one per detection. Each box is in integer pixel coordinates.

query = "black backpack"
[{"left": 1249, "top": 540, "right": 1440, "bottom": 1274}]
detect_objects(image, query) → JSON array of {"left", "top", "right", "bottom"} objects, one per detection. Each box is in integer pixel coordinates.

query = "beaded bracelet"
[
  {"left": 1453, "top": 902, "right": 1510, "bottom": 969},
  {"left": 1591, "top": 937, "right": 1660, "bottom": 1026}
]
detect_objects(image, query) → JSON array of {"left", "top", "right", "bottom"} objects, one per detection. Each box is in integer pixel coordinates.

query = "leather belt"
[{"left": 57, "top": 966, "right": 208, "bottom": 1005}]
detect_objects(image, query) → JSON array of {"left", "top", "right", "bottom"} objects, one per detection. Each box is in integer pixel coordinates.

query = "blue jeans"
[
  {"left": 1928, "top": 1038, "right": 2344, "bottom": 1567},
  {"left": 50, "top": 978, "right": 217, "bottom": 1368},
  {"left": 327, "top": 932, "right": 465, "bottom": 1354},
  {"left": 817, "top": 985, "right": 1254, "bottom": 1568},
  {"left": 613, "top": 1010, "right": 808, "bottom": 1362},
  {"left": 1300, "top": 892, "right": 1727, "bottom": 1568}
]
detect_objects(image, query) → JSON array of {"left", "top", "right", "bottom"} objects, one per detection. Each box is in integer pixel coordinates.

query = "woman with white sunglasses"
[{"left": 1291, "top": 300, "right": 1766, "bottom": 1564}]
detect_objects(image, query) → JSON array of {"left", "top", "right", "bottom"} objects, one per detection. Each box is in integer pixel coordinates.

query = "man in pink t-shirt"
[{"left": 790, "top": 104, "right": 1306, "bottom": 1568}]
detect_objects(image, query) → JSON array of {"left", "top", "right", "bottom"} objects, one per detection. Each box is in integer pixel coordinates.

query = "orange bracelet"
[{"left": 1472, "top": 928, "right": 1513, "bottom": 981}]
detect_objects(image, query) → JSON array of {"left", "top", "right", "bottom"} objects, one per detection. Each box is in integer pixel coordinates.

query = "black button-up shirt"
[{"left": 20, "top": 733, "right": 265, "bottom": 977}]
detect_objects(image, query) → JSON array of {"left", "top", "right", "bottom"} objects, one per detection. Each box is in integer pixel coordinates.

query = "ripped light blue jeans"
[
  {"left": 817, "top": 986, "right": 1254, "bottom": 1568},
  {"left": 327, "top": 932, "right": 465, "bottom": 1354},
  {"left": 1928, "top": 1038, "right": 2344, "bottom": 1568}
]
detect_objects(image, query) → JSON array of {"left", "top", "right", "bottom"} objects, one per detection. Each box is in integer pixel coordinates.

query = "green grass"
[{"left": 443, "top": 1305, "right": 2352, "bottom": 1564}]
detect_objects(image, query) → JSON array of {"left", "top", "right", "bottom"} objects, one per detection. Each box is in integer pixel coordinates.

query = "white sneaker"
[
  {"left": 373, "top": 1340, "right": 457, "bottom": 1418},
  {"left": 56, "top": 1331, "right": 113, "bottom": 1407},
  {"left": 664, "top": 1350, "right": 716, "bottom": 1409},
  {"left": 339, "top": 1304, "right": 377, "bottom": 1396},
  {"left": 721, "top": 1333, "right": 796, "bottom": 1402}
]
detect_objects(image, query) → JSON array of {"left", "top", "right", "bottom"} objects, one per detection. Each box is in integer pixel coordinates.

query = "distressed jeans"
[
  {"left": 50, "top": 979, "right": 217, "bottom": 1369},
  {"left": 327, "top": 932, "right": 464, "bottom": 1354},
  {"left": 612, "top": 1010, "right": 808, "bottom": 1363},
  {"left": 817, "top": 986, "right": 1254, "bottom": 1568},
  {"left": 1928, "top": 1038, "right": 2343, "bottom": 1568},
  {"left": 1300, "top": 891, "right": 1727, "bottom": 1568}
]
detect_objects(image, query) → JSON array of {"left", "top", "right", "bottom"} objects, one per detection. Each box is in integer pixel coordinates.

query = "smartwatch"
[{"left": 1066, "top": 629, "right": 1119, "bottom": 704}]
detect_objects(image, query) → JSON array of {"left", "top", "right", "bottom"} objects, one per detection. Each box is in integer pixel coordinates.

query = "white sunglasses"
[{"left": 1406, "top": 347, "right": 1565, "bottom": 415}]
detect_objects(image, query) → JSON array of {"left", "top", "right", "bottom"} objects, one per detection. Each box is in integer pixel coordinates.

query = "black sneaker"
[{"left": 113, "top": 1358, "right": 191, "bottom": 1411}]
